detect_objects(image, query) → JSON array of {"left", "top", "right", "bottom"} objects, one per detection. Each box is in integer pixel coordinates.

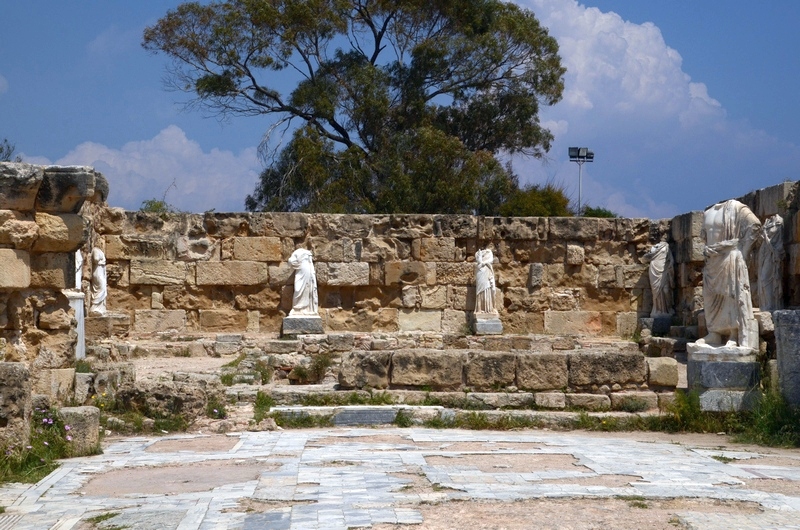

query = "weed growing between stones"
[
  {"left": 205, "top": 396, "right": 228, "bottom": 420},
  {"left": 0, "top": 408, "right": 73, "bottom": 483},
  {"left": 270, "top": 412, "right": 333, "bottom": 428},
  {"left": 297, "top": 391, "right": 395, "bottom": 407},
  {"left": 393, "top": 409, "right": 413, "bottom": 427},
  {"left": 733, "top": 390, "right": 800, "bottom": 447},
  {"left": 253, "top": 391, "right": 275, "bottom": 424}
]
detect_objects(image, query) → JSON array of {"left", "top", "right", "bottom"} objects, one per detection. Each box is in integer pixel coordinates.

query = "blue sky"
[{"left": 1, "top": 0, "right": 798, "bottom": 218}]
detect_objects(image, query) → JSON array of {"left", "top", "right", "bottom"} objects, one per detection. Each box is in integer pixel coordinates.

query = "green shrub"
[
  {"left": 0, "top": 407, "right": 73, "bottom": 483},
  {"left": 205, "top": 396, "right": 228, "bottom": 420},
  {"left": 254, "top": 391, "right": 274, "bottom": 424}
]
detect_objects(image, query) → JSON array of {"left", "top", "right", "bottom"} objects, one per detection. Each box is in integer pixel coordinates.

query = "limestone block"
[
  {"left": 502, "top": 311, "right": 545, "bottom": 335},
  {"left": 549, "top": 218, "right": 598, "bottom": 241},
  {"left": 565, "top": 393, "right": 610, "bottom": 411},
  {"left": 30, "top": 252, "right": 71, "bottom": 289},
  {"left": 0, "top": 210, "right": 38, "bottom": 249},
  {"left": 420, "top": 285, "right": 447, "bottom": 309},
  {"left": 33, "top": 368, "right": 75, "bottom": 405},
  {"left": 176, "top": 236, "right": 217, "bottom": 261},
  {"left": 0, "top": 162, "right": 44, "bottom": 211},
  {"left": 196, "top": 261, "right": 268, "bottom": 286},
  {"left": 568, "top": 351, "right": 647, "bottom": 387},
  {"left": 534, "top": 392, "right": 566, "bottom": 409},
  {"left": 789, "top": 243, "right": 800, "bottom": 275},
  {"left": 232, "top": 236, "right": 282, "bottom": 262},
  {"left": 390, "top": 349, "right": 465, "bottom": 390},
  {"left": 565, "top": 244, "right": 584, "bottom": 265},
  {"left": 755, "top": 311, "right": 775, "bottom": 335},
  {"left": 774, "top": 310, "right": 800, "bottom": 406},
  {"left": 199, "top": 309, "right": 248, "bottom": 332},
  {"left": 104, "top": 235, "right": 167, "bottom": 260},
  {"left": 616, "top": 312, "right": 638, "bottom": 338},
  {"left": 385, "top": 261, "right": 427, "bottom": 285},
  {"left": 646, "top": 357, "right": 679, "bottom": 387},
  {"left": 441, "top": 309, "right": 470, "bottom": 334},
  {"left": 433, "top": 215, "right": 478, "bottom": 238},
  {"left": 670, "top": 211, "right": 704, "bottom": 242},
  {"left": 0, "top": 362, "right": 31, "bottom": 447},
  {"left": 621, "top": 264, "right": 649, "bottom": 289},
  {"left": 36, "top": 166, "right": 97, "bottom": 213},
  {"left": 0, "top": 249, "right": 31, "bottom": 289},
  {"left": 133, "top": 309, "right": 187, "bottom": 334},
  {"left": 464, "top": 351, "right": 516, "bottom": 391},
  {"left": 315, "top": 262, "right": 370, "bottom": 286},
  {"left": 74, "top": 373, "right": 93, "bottom": 405},
  {"left": 32, "top": 213, "right": 84, "bottom": 252},
  {"left": 435, "top": 262, "right": 473, "bottom": 286},
  {"left": 675, "top": 237, "right": 705, "bottom": 264},
  {"left": 698, "top": 389, "right": 759, "bottom": 412},
  {"left": 517, "top": 352, "right": 568, "bottom": 391},
  {"left": 399, "top": 309, "right": 441, "bottom": 332},
  {"left": 479, "top": 217, "right": 547, "bottom": 240},
  {"left": 271, "top": 212, "right": 308, "bottom": 237},
  {"left": 687, "top": 355, "right": 759, "bottom": 390},
  {"left": 529, "top": 263, "right": 544, "bottom": 289},
  {"left": 58, "top": 406, "right": 100, "bottom": 456},
  {"left": 610, "top": 391, "right": 659, "bottom": 411},
  {"left": 129, "top": 259, "right": 188, "bottom": 285},
  {"left": 544, "top": 311, "right": 602, "bottom": 335},
  {"left": 388, "top": 215, "right": 435, "bottom": 238},
  {"left": 361, "top": 238, "right": 412, "bottom": 262},
  {"left": 419, "top": 237, "right": 456, "bottom": 261},
  {"left": 338, "top": 350, "right": 391, "bottom": 389},
  {"left": 38, "top": 307, "right": 73, "bottom": 330},
  {"left": 268, "top": 262, "right": 294, "bottom": 287},
  {"left": 324, "top": 308, "right": 399, "bottom": 332},
  {"left": 753, "top": 181, "right": 794, "bottom": 218}
]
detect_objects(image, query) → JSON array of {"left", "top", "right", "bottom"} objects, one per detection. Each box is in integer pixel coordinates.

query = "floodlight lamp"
[{"left": 568, "top": 147, "right": 579, "bottom": 159}]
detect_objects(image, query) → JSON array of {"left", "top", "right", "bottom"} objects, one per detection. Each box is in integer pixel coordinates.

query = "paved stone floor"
[{"left": 1, "top": 428, "right": 799, "bottom": 529}]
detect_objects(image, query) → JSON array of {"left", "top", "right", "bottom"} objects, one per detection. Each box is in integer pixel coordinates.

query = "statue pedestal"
[
  {"left": 687, "top": 343, "right": 760, "bottom": 411},
  {"left": 282, "top": 315, "right": 324, "bottom": 337},
  {"left": 473, "top": 314, "right": 503, "bottom": 335}
]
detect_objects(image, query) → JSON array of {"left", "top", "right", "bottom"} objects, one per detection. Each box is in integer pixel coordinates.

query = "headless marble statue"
[
  {"left": 474, "top": 248, "right": 497, "bottom": 314},
  {"left": 695, "top": 200, "right": 760, "bottom": 349},
  {"left": 757, "top": 214, "right": 784, "bottom": 311},
  {"left": 90, "top": 247, "right": 107, "bottom": 315},
  {"left": 642, "top": 241, "right": 674, "bottom": 317},
  {"left": 288, "top": 248, "right": 318, "bottom": 316}
]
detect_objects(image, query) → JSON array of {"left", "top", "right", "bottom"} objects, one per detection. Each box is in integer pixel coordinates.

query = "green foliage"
[
  {"left": 253, "top": 391, "right": 275, "bottom": 424},
  {"left": 582, "top": 205, "right": 618, "bottom": 218},
  {"left": 499, "top": 182, "right": 573, "bottom": 217},
  {"left": 393, "top": 409, "right": 414, "bottom": 428},
  {"left": 615, "top": 397, "right": 650, "bottom": 413},
  {"left": 219, "top": 373, "right": 235, "bottom": 386},
  {"left": 0, "top": 407, "right": 73, "bottom": 483},
  {"left": 734, "top": 391, "right": 800, "bottom": 447},
  {"left": 205, "top": 396, "right": 228, "bottom": 420},
  {"left": 271, "top": 412, "right": 333, "bottom": 429},
  {"left": 74, "top": 360, "right": 94, "bottom": 374},
  {"left": 144, "top": 0, "right": 565, "bottom": 214}
]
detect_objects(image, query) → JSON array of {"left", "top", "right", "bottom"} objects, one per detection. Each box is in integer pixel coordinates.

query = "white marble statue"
[
  {"left": 757, "top": 213, "right": 784, "bottom": 311},
  {"left": 89, "top": 247, "right": 107, "bottom": 315},
  {"left": 74, "top": 249, "right": 83, "bottom": 291},
  {"left": 288, "top": 248, "right": 318, "bottom": 316},
  {"left": 642, "top": 241, "right": 674, "bottom": 317},
  {"left": 695, "top": 199, "right": 761, "bottom": 349},
  {"left": 474, "top": 248, "right": 497, "bottom": 314}
]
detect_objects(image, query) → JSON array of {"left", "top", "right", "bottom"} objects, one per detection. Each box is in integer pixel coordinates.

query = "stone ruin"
[{"left": 2, "top": 160, "right": 800, "bottom": 443}]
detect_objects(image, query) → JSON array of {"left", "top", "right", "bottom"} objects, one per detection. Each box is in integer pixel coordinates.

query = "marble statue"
[
  {"left": 288, "top": 248, "right": 318, "bottom": 316},
  {"left": 695, "top": 199, "right": 761, "bottom": 349},
  {"left": 642, "top": 241, "right": 674, "bottom": 317},
  {"left": 89, "top": 247, "right": 107, "bottom": 315},
  {"left": 474, "top": 248, "right": 497, "bottom": 314},
  {"left": 74, "top": 249, "right": 83, "bottom": 291},
  {"left": 757, "top": 213, "right": 784, "bottom": 311}
]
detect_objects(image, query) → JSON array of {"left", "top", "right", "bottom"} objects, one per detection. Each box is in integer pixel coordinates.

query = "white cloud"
[
  {"left": 86, "top": 25, "right": 140, "bottom": 60},
  {"left": 0, "top": 74, "right": 8, "bottom": 95},
  {"left": 514, "top": 0, "right": 799, "bottom": 218},
  {"left": 55, "top": 126, "right": 260, "bottom": 213}
]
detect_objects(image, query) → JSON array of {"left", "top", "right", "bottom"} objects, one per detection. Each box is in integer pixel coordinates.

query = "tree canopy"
[{"left": 144, "top": 0, "right": 565, "bottom": 214}]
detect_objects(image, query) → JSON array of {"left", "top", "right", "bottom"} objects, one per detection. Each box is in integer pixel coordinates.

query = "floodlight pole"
[{"left": 568, "top": 147, "right": 594, "bottom": 216}]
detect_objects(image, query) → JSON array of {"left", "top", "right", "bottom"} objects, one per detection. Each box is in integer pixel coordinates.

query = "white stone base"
[
  {"left": 473, "top": 314, "right": 503, "bottom": 335},
  {"left": 686, "top": 342, "right": 755, "bottom": 356},
  {"left": 282, "top": 315, "right": 324, "bottom": 336}
]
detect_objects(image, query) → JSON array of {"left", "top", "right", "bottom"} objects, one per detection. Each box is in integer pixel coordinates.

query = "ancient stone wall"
[{"left": 88, "top": 209, "right": 669, "bottom": 338}]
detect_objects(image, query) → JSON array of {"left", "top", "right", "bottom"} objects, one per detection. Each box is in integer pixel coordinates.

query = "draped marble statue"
[
  {"left": 474, "top": 248, "right": 497, "bottom": 314},
  {"left": 288, "top": 248, "right": 318, "bottom": 316},
  {"left": 757, "top": 213, "right": 784, "bottom": 311},
  {"left": 89, "top": 247, "right": 107, "bottom": 315},
  {"left": 695, "top": 200, "right": 761, "bottom": 350},
  {"left": 642, "top": 241, "right": 674, "bottom": 317},
  {"left": 74, "top": 249, "right": 83, "bottom": 291}
]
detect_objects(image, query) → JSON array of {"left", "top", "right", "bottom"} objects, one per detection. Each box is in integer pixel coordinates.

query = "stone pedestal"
[
  {"left": 687, "top": 343, "right": 760, "bottom": 411},
  {"left": 775, "top": 310, "right": 800, "bottom": 406},
  {"left": 282, "top": 315, "right": 324, "bottom": 336},
  {"left": 473, "top": 314, "right": 503, "bottom": 335},
  {"left": 639, "top": 316, "right": 672, "bottom": 336},
  {"left": 85, "top": 312, "right": 131, "bottom": 341},
  {"left": 64, "top": 290, "right": 85, "bottom": 360}
]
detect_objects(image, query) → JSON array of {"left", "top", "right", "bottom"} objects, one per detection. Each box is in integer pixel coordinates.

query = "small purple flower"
[
  {"left": 64, "top": 425, "right": 71, "bottom": 431},
  {"left": 213, "top": 409, "right": 218, "bottom": 414},
  {"left": 66, "top": 435, "right": 72, "bottom": 442},
  {"left": 26, "top": 445, "right": 32, "bottom": 449},
  {"left": 43, "top": 441, "right": 49, "bottom": 446},
  {"left": 42, "top": 418, "right": 48, "bottom": 424}
]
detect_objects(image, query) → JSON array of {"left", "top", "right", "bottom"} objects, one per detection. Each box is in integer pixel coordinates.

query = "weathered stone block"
[
  {"left": 616, "top": 312, "right": 638, "bottom": 338},
  {"left": 441, "top": 309, "right": 470, "bottom": 334},
  {"left": 390, "top": 349, "right": 465, "bottom": 390},
  {"left": 385, "top": 261, "right": 427, "bottom": 285},
  {"left": 133, "top": 310, "right": 187, "bottom": 334},
  {"left": 698, "top": 389, "right": 759, "bottom": 412},
  {"left": 565, "top": 393, "right": 610, "bottom": 411},
  {"left": 282, "top": 315, "right": 324, "bottom": 335},
  {"left": 130, "top": 259, "right": 188, "bottom": 285},
  {"left": 0, "top": 210, "right": 38, "bottom": 249},
  {"left": 517, "top": 352, "right": 568, "bottom": 391},
  {"left": 338, "top": 351, "right": 391, "bottom": 389},
  {"left": 534, "top": 392, "right": 566, "bottom": 409},
  {"left": 464, "top": 351, "right": 516, "bottom": 391},
  {"left": 37, "top": 166, "right": 98, "bottom": 213},
  {"left": 549, "top": 218, "right": 598, "bottom": 241},
  {"left": 610, "top": 391, "right": 659, "bottom": 411},
  {"left": 473, "top": 315, "right": 503, "bottom": 335},
  {"left": 480, "top": 217, "right": 547, "bottom": 240},
  {"left": 196, "top": 261, "right": 268, "bottom": 285},
  {"left": 30, "top": 252, "right": 71, "bottom": 289},
  {"left": 33, "top": 368, "right": 75, "bottom": 405},
  {"left": 104, "top": 235, "right": 168, "bottom": 260},
  {"left": 565, "top": 244, "right": 584, "bottom": 265},
  {"left": 0, "top": 362, "right": 31, "bottom": 447},
  {"left": 233, "top": 236, "right": 282, "bottom": 261},
  {"left": 753, "top": 181, "right": 794, "bottom": 218},
  {"left": 199, "top": 310, "right": 248, "bottom": 332},
  {"left": 398, "top": 310, "right": 441, "bottom": 332},
  {"left": 32, "top": 213, "right": 84, "bottom": 252},
  {"left": 0, "top": 249, "right": 31, "bottom": 288},
  {"left": 568, "top": 351, "right": 647, "bottom": 387},
  {"left": 670, "top": 211, "right": 703, "bottom": 242},
  {"left": 776, "top": 310, "right": 800, "bottom": 406},
  {"left": 544, "top": 311, "right": 602, "bottom": 335},
  {"left": 271, "top": 212, "right": 308, "bottom": 237},
  {"left": 58, "top": 406, "right": 100, "bottom": 456},
  {"left": 0, "top": 162, "right": 44, "bottom": 211},
  {"left": 687, "top": 356, "right": 760, "bottom": 390},
  {"left": 646, "top": 357, "right": 679, "bottom": 387},
  {"left": 419, "top": 237, "right": 456, "bottom": 261},
  {"left": 315, "top": 262, "right": 370, "bottom": 286},
  {"left": 675, "top": 237, "right": 705, "bottom": 264}
]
